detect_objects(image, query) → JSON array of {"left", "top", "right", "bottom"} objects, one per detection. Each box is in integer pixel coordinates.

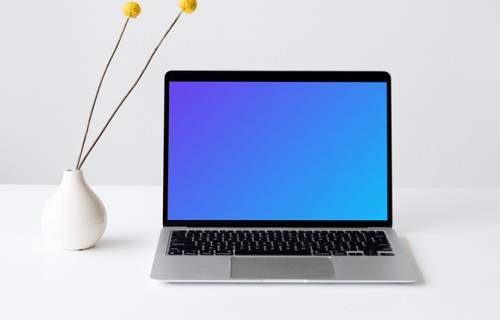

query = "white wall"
[{"left": 1, "top": 0, "right": 499, "bottom": 186}]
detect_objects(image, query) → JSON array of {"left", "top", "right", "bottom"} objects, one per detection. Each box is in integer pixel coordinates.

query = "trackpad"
[{"left": 231, "top": 257, "right": 335, "bottom": 280}]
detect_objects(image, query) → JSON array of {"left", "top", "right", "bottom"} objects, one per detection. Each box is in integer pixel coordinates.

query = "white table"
[{"left": 1, "top": 185, "right": 499, "bottom": 319}]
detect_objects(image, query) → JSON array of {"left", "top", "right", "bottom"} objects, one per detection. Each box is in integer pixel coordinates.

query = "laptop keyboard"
[{"left": 167, "top": 230, "right": 393, "bottom": 256}]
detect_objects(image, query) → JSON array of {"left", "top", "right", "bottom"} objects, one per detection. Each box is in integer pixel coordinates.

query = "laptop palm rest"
[{"left": 230, "top": 257, "right": 335, "bottom": 280}]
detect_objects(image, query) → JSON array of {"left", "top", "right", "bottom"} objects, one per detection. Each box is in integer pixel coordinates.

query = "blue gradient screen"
[{"left": 168, "top": 81, "right": 388, "bottom": 221}]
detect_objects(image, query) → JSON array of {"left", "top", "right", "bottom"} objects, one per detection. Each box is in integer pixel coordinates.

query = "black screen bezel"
[{"left": 163, "top": 71, "right": 392, "bottom": 228}]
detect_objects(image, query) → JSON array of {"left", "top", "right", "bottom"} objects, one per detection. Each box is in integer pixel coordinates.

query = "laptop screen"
[{"left": 165, "top": 72, "right": 391, "bottom": 226}]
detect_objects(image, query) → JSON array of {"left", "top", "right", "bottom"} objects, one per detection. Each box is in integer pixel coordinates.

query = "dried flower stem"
[
  {"left": 77, "top": 9, "right": 184, "bottom": 170},
  {"left": 75, "top": 16, "right": 131, "bottom": 169}
]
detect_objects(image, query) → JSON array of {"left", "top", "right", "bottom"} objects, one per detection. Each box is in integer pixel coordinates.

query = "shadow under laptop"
[{"left": 161, "top": 280, "right": 420, "bottom": 288}]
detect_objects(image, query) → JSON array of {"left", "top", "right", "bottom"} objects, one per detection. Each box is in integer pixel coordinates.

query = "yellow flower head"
[
  {"left": 179, "top": 0, "right": 197, "bottom": 14},
  {"left": 123, "top": 2, "right": 141, "bottom": 18}
]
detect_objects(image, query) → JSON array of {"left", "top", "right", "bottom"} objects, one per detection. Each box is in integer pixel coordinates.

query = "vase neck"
[{"left": 61, "top": 169, "right": 87, "bottom": 186}]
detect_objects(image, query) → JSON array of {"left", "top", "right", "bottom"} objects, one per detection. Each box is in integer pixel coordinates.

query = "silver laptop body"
[{"left": 151, "top": 71, "right": 417, "bottom": 283}]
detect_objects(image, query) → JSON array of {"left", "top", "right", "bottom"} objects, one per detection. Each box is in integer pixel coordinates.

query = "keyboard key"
[
  {"left": 215, "top": 250, "right": 233, "bottom": 255},
  {"left": 313, "top": 250, "right": 331, "bottom": 256}
]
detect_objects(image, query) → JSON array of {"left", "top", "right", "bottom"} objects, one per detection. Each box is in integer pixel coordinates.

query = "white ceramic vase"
[{"left": 41, "top": 169, "right": 107, "bottom": 250}]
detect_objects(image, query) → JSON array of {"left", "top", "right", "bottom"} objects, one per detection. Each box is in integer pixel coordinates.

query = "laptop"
[{"left": 150, "top": 71, "right": 418, "bottom": 283}]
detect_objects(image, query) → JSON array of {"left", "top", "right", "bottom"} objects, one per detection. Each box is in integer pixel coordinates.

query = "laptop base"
[{"left": 151, "top": 227, "right": 417, "bottom": 283}]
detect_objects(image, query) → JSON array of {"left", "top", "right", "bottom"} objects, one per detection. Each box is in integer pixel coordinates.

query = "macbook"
[{"left": 150, "top": 71, "right": 417, "bottom": 283}]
